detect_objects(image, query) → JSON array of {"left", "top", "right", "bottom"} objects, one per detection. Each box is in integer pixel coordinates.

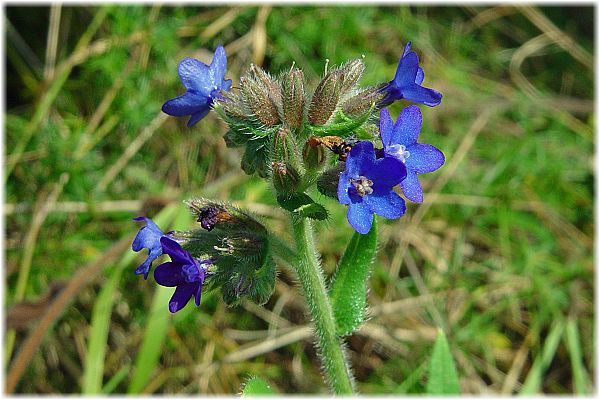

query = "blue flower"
[
  {"left": 162, "top": 45, "right": 232, "bottom": 127},
  {"left": 338, "top": 141, "right": 407, "bottom": 234},
  {"left": 154, "top": 237, "right": 212, "bottom": 313},
  {"left": 132, "top": 217, "right": 165, "bottom": 279},
  {"left": 380, "top": 106, "right": 445, "bottom": 203},
  {"left": 381, "top": 42, "right": 442, "bottom": 107}
]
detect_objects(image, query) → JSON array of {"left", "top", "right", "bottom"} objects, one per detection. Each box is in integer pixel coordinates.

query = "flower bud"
[
  {"left": 308, "top": 69, "right": 345, "bottom": 125},
  {"left": 249, "top": 64, "right": 283, "bottom": 114},
  {"left": 241, "top": 74, "right": 280, "bottom": 126},
  {"left": 341, "top": 86, "right": 385, "bottom": 117},
  {"left": 185, "top": 198, "right": 267, "bottom": 235},
  {"left": 281, "top": 67, "right": 305, "bottom": 129},
  {"left": 271, "top": 161, "right": 300, "bottom": 194},
  {"left": 216, "top": 90, "right": 251, "bottom": 121},
  {"left": 338, "top": 58, "right": 365, "bottom": 95},
  {"left": 302, "top": 138, "right": 326, "bottom": 170}
]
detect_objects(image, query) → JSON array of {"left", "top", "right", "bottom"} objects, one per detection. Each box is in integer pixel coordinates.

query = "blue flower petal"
[
  {"left": 169, "top": 282, "right": 197, "bottom": 313},
  {"left": 187, "top": 106, "right": 211, "bottom": 127},
  {"left": 347, "top": 201, "right": 374, "bottom": 234},
  {"left": 210, "top": 45, "right": 228, "bottom": 84},
  {"left": 393, "top": 51, "right": 420, "bottom": 87},
  {"left": 132, "top": 217, "right": 164, "bottom": 279},
  {"left": 162, "top": 92, "right": 209, "bottom": 117},
  {"left": 194, "top": 282, "right": 203, "bottom": 306},
  {"left": 402, "top": 41, "right": 412, "bottom": 58},
  {"left": 400, "top": 169, "right": 423, "bottom": 203},
  {"left": 392, "top": 105, "right": 422, "bottom": 147},
  {"left": 178, "top": 58, "right": 213, "bottom": 96},
  {"left": 160, "top": 237, "right": 194, "bottom": 266},
  {"left": 337, "top": 170, "right": 352, "bottom": 205},
  {"left": 406, "top": 144, "right": 445, "bottom": 174},
  {"left": 222, "top": 79, "right": 233, "bottom": 91},
  {"left": 365, "top": 191, "right": 406, "bottom": 219},
  {"left": 415, "top": 67, "right": 425, "bottom": 85},
  {"left": 367, "top": 156, "right": 406, "bottom": 193},
  {"left": 379, "top": 108, "right": 394, "bottom": 147},
  {"left": 401, "top": 84, "right": 442, "bottom": 107},
  {"left": 346, "top": 141, "right": 375, "bottom": 176},
  {"left": 154, "top": 262, "right": 182, "bottom": 287}
]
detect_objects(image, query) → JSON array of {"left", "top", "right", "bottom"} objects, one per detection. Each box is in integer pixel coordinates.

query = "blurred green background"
[{"left": 4, "top": 5, "right": 594, "bottom": 395}]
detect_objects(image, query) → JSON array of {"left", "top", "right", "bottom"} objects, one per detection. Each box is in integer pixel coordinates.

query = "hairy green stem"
[{"left": 291, "top": 216, "right": 355, "bottom": 394}]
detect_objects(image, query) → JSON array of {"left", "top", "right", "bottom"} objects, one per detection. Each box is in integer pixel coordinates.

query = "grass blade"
[
  {"left": 426, "top": 329, "right": 460, "bottom": 395},
  {"left": 519, "top": 317, "right": 565, "bottom": 395},
  {"left": 564, "top": 317, "right": 591, "bottom": 394}
]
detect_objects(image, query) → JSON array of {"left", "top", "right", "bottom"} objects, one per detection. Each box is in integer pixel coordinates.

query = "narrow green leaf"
[
  {"left": 277, "top": 193, "right": 328, "bottom": 220},
  {"left": 426, "top": 329, "right": 460, "bottom": 395},
  {"left": 82, "top": 204, "right": 179, "bottom": 394},
  {"left": 241, "top": 376, "right": 276, "bottom": 396},
  {"left": 564, "top": 318, "right": 592, "bottom": 394},
  {"left": 329, "top": 216, "right": 377, "bottom": 336},
  {"left": 101, "top": 365, "right": 130, "bottom": 394},
  {"left": 519, "top": 318, "right": 565, "bottom": 395},
  {"left": 127, "top": 207, "right": 193, "bottom": 394}
]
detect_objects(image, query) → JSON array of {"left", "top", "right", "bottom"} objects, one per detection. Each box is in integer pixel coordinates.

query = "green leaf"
[
  {"left": 329, "top": 216, "right": 377, "bottom": 336},
  {"left": 426, "top": 329, "right": 460, "bottom": 395},
  {"left": 241, "top": 376, "right": 276, "bottom": 396},
  {"left": 277, "top": 193, "right": 328, "bottom": 220}
]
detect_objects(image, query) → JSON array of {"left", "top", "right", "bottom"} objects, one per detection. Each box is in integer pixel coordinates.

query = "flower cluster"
[
  {"left": 135, "top": 41, "right": 445, "bottom": 312},
  {"left": 132, "top": 217, "right": 213, "bottom": 313},
  {"left": 132, "top": 200, "right": 275, "bottom": 313}
]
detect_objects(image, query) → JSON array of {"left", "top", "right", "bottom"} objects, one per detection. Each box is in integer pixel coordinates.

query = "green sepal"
[
  {"left": 329, "top": 216, "right": 378, "bottom": 336},
  {"left": 277, "top": 193, "right": 328, "bottom": 221},
  {"left": 305, "top": 105, "right": 375, "bottom": 138}
]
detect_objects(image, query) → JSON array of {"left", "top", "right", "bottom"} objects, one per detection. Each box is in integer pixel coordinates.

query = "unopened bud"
[
  {"left": 185, "top": 198, "right": 267, "bottom": 234},
  {"left": 302, "top": 139, "right": 326, "bottom": 170},
  {"left": 308, "top": 69, "right": 345, "bottom": 125},
  {"left": 341, "top": 86, "right": 385, "bottom": 117},
  {"left": 250, "top": 64, "right": 283, "bottom": 112},
  {"left": 271, "top": 161, "right": 300, "bottom": 194},
  {"left": 281, "top": 67, "right": 305, "bottom": 129},
  {"left": 217, "top": 90, "right": 251, "bottom": 120},
  {"left": 338, "top": 58, "right": 365, "bottom": 95},
  {"left": 241, "top": 75, "right": 280, "bottom": 126}
]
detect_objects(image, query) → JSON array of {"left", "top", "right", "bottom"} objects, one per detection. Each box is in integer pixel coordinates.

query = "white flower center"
[
  {"left": 387, "top": 144, "right": 410, "bottom": 163},
  {"left": 350, "top": 176, "right": 373, "bottom": 196}
]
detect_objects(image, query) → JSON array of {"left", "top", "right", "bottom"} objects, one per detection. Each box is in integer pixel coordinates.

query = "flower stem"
[{"left": 290, "top": 216, "right": 355, "bottom": 394}]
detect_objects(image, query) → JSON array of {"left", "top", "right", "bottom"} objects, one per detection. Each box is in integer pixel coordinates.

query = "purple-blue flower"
[
  {"left": 381, "top": 42, "right": 442, "bottom": 107},
  {"left": 154, "top": 237, "right": 212, "bottom": 313},
  {"left": 380, "top": 106, "right": 445, "bottom": 203},
  {"left": 132, "top": 217, "right": 165, "bottom": 279},
  {"left": 338, "top": 141, "right": 407, "bottom": 234},
  {"left": 162, "top": 45, "right": 232, "bottom": 127}
]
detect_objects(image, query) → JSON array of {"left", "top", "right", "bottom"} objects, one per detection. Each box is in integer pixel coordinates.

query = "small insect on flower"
[
  {"left": 162, "top": 45, "right": 232, "bottom": 127},
  {"left": 308, "top": 136, "right": 358, "bottom": 161},
  {"left": 132, "top": 217, "right": 165, "bottom": 279},
  {"left": 380, "top": 41, "right": 442, "bottom": 107},
  {"left": 338, "top": 141, "right": 407, "bottom": 234},
  {"left": 379, "top": 106, "right": 445, "bottom": 203},
  {"left": 154, "top": 237, "right": 214, "bottom": 313}
]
